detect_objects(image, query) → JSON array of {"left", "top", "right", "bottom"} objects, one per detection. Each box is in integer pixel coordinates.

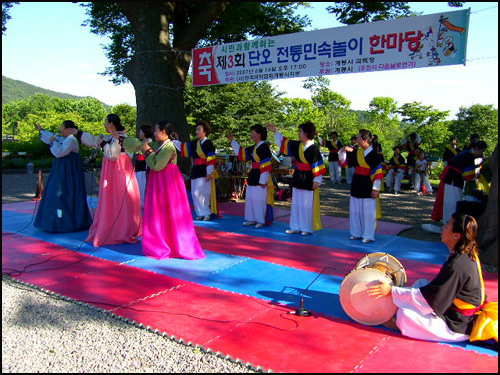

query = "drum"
[{"left": 339, "top": 252, "right": 406, "bottom": 326}]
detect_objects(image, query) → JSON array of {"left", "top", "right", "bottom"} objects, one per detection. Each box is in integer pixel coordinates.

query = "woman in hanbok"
[
  {"left": 227, "top": 124, "right": 274, "bottom": 228},
  {"left": 33, "top": 121, "right": 92, "bottom": 232},
  {"left": 172, "top": 121, "right": 218, "bottom": 221},
  {"left": 68, "top": 114, "right": 142, "bottom": 247},
  {"left": 115, "top": 120, "right": 205, "bottom": 260},
  {"left": 368, "top": 213, "right": 487, "bottom": 343},
  {"left": 266, "top": 121, "right": 325, "bottom": 236}
]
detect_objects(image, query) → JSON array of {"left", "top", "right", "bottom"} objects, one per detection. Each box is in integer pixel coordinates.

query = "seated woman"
[
  {"left": 368, "top": 213, "right": 485, "bottom": 342},
  {"left": 34, "top": 121, "right": 92, "bottom": 233}
]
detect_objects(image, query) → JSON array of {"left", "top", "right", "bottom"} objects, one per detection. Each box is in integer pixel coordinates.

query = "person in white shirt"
[{"left": 33, "top": 120, "right": 92, "bottom": 233}]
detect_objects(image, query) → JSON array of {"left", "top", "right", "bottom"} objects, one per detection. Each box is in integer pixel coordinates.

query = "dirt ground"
[{"left": 2, "top": 169, "right": 442, "bottom": 243}]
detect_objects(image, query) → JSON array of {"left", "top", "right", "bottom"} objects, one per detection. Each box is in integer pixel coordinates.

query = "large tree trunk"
[
  {"left": 118, "top": 2, "right": 229, "bottom": 173},
  {"left": 477, "top": 143, "right": 498, "bottom": 269}
]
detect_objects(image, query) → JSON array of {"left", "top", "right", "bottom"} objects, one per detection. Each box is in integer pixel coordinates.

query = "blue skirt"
[{"left": 34, "top": 152, "right": 92, "bottom": 233}]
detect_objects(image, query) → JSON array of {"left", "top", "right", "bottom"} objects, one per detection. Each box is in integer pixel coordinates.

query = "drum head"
[
  {"left": 339, "top": 268, "right": 397, "bottom": 326},
  {"left": 355, "top": 252, "right": 406, "bottom": 287}
]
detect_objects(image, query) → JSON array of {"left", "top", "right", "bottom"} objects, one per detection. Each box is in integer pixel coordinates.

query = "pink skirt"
[
  {"left": 142, "top": 164, "right": 205, "bottom": 260},
  {"left": 85, "top": 154, "right": 142, "bottom": 247}
]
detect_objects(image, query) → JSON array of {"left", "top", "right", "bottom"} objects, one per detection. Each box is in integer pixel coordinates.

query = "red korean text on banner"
[{"left": 192, "top": 47, "right": 219, "bottom": 86}]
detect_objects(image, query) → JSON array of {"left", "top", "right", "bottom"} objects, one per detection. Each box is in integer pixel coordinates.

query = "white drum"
[{"left": 339, "top": 252, "right": 407, "bottom": 326}]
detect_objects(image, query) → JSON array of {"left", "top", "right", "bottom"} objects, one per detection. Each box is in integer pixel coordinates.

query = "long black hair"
[{"left": 106, "top": 114, "right": 125, "bottom": 131}]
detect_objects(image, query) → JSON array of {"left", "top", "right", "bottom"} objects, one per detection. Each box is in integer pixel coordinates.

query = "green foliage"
[
  {"left": 448, "top": 104, "right": 498, "bottom": 158},
  {"left": 326, "top": 2, "right": 420, "bottom": 24},
  {"left": 109, "top": 103, "right": 137, "bottom": 136},
  {"left": 398, "top": 101, "right": 451, "bottom": 158},
  {"left": 2, "top": 94, "right": 138, "bottom": 167},
  {"left": 2, "top": 2, "right": 19, "bottom": 35},
  {"left": 184, "top": 78, "right": 283, "bottom": 149},
  {"left": 366, "top": 96, "right": 402, "bottom": 154}
]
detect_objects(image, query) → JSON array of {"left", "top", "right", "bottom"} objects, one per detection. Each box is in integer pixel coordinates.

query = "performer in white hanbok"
[
  {"left": 339, "top": 129, "right": 383, "bottom": 243},
  {"left": 173, "top": 121, "right": 219, "bottom": 221},
  {"left": 267, "top": 122, "right": 325, "bottom": 236},
  {"left": 227, "top": 124, "right": 274, "bottom": 228}
]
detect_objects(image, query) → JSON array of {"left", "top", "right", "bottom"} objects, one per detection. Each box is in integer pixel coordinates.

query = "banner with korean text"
[{"left": 192, "top": 9, "right": 469, "bottom": 86}]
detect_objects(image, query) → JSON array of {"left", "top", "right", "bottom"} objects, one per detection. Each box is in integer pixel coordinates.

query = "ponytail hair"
[
  {"left": 156, "top": 120, "right": 178, "bottom": 140},
  {"left": 451, "top": 212, "right": 479, "bottom": 261},
  {"left": 106, "top": 114, "right": 125, "bottom": 132}
]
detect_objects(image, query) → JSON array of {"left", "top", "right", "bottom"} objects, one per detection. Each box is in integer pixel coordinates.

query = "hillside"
[{"left": 2, "top": 75, "right": 109, "bottom": 107}]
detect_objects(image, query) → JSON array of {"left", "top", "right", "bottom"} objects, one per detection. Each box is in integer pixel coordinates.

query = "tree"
[
  {"left": 77, "top": 2, "right": 311, "bottom": 143},
  {"left": 366, "top": 96, "right": 402, "bottom": 153},
  {"left": 448, "top": 104, "right": 498, "bottom": 159},
  {"left": 398, "top": 101, "right": 450, "bottom": 157},
  {"left": 184, "top": 77, "right": 284, "bottom": 149},
  {"left": 326, "top": 2, "right": 463, "bottom": 24}
]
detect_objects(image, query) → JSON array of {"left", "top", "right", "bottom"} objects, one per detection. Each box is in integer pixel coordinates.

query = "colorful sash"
[
  {"left": 298, "top": 143, "right": 324, "bottom": 231},
  {"left": 253, "top": 145, "right": 274, "bottom": 224},
  {"left": 356, "top": 147, "right": 382, "bottom": 224},
  {"left": 451, "top": 253, "right": 498, "bottom": 343},
  {"left": 187, "top": 140, "right": 220, "bottom": 218},
  {"left": 447, "top": 145, "right": 459, "bottom": 157}
]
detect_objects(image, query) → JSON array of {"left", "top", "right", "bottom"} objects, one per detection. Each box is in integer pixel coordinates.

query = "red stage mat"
[{"left": 194, "top": 227, "right": 498, "bottom": 300}]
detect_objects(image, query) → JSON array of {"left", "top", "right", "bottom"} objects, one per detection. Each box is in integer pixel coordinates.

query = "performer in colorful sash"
[
  {"left": 227, "top": 124, "right": 274, "bottom": 229},
  {"left": 266, "top": 121, "right": 325, "bottom": 236},
  {"left": 134, "top": 125, "right": 154, "bottom": 208},
  {"left": 339, "top": 129, "right": 383, "bottom": 243},
  {"left": 385, "top": 146, "right": 406, "bottom": 195},
  {"left": 442, "top": 136, "right": 461, "bottom": 166},
  {"left": 68, "top": 114, "right": 142, "bottom": 247},
  {"left": 368, "top": 213, "right": 490, "bottom": 343},
  {"left": 431, "top": 141, "right": 487, "bottom": 224},
  {"left": 317, "top": 131, "right": 342, "bottom": 184},
  {"left": 115, "top": 121, "right": 205, "bottom": 260},
  {"left": 33, "top": 121, "right": 92, "bottom": 233},
  {"left": 173, "top": 121, "right": 218, "bottom": 221}
]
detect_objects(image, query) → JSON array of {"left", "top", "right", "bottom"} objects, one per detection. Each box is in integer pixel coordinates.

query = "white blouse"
[{"left": 39, "top": 130, "right": 78, "bottom": 158}]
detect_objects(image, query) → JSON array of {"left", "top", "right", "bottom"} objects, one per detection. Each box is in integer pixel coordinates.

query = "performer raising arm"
[
  {"left": 227, "top": 124, "right": 274, "bottom": 229},
  {"left": 266, "top": 121, "right": 325, "bottom": 236},
  {"left": 68, "top": 114, "right": 142, "bottom": 247},
  {"left": 172, "top": 121, "right": 218, "bottom": 221},
  {"left": 33, "top": 121, "right": 92, "bottom": 233},
  {"left": 338, "top": 129, "right": 383, "bottom": 243}
]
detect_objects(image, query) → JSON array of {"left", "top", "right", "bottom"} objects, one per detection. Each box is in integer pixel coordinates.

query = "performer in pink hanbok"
[
  {"left": 69, "top": 114, "right": 142, "bottom": 247},
  {"left": 116, "top": 121, "right": 205, "bottom": 260}
]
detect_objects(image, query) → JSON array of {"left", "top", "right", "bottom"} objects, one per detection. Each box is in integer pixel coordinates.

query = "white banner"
[{"left": 192, "top": 9, "right": 470, "bottom": 87}]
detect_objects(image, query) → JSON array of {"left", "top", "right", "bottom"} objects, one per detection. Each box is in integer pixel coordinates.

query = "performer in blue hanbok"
[{"left": 33, "top": 121, "right": 92, "bottom": 233}]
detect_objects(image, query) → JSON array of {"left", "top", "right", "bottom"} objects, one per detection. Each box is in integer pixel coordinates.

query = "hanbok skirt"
[
  {"left": 85, "top": 154, "right": 142, "bottom": 247},
  {"left": 142, "top": 163, "right": 205, "bottom": 260},
  {"left": 34, "top": 152, "right": 92, "bottom": 233}
]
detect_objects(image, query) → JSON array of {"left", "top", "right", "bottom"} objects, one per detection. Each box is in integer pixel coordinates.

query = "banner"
[{"left": 192, "top": 9, "right": 469, "bottom": 87}]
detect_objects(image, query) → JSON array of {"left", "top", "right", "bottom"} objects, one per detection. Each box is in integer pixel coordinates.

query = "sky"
[{"left": 2, "top": 2, "right": 498, "bottom": 120}]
